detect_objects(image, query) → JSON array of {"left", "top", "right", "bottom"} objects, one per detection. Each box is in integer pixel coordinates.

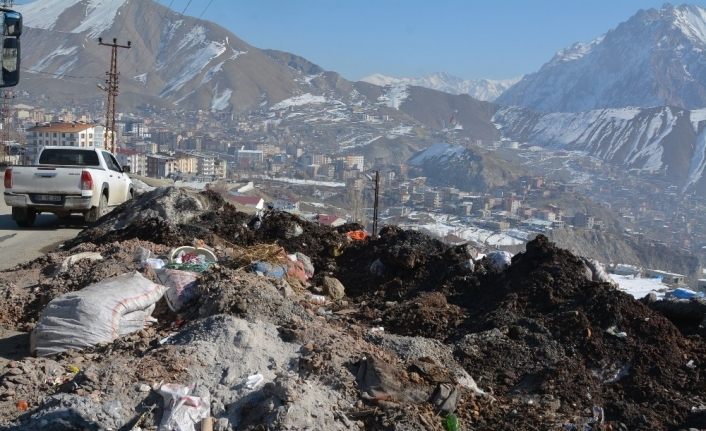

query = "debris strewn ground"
[{"left": 1, "top": 186, "right": 705, "bottom": 430}]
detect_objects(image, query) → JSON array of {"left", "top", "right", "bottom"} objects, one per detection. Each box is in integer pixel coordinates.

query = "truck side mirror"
[
  {"left": 0, "top": 10, "right": 21, "bottom": 88},
  {"left": 122, "top": 165, "right": 131, "bottom": 173},
  {"left": 0, "top": 36, "right": 19, "bottom": 88}
]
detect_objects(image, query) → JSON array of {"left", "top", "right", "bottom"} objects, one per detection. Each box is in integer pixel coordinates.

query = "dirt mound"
[
  {"left": 451, "top": 235, "right": 706, "bottom": 430},
  {"left": 336, "top": 225, "right": 473, "bottom": 302},
  {"left": 4, "top": 185, "right": 706, "bottom": 430},
  {"left": 64, "top": 187, "right": 224, "bottom": 248}
]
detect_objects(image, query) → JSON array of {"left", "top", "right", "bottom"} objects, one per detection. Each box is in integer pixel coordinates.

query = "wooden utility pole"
[
  {"left": 372, "top": 170, "right": 380, "bottom": 237},
  {"left": 98, "top": 37, "right": 130, "bottom": 154}
]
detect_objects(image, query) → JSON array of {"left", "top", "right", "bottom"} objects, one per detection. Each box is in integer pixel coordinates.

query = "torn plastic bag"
[
  {"left": 487, "top": 251, "right": 513, "bottom": 273},
  {"left": 251, "top": 261, "right": 287, "bottom": 279},
  {"left": 158, "top": 383, "right": 210, "bottom": 431},
  {"left": 294, "top": 252, "right": 315, "bottom": 278},
  {"left": 31, "top": 272, "right": 166, "bottom": 357},
  {"left": 156, "top": 268, "right": 200, "bottom": 312}
]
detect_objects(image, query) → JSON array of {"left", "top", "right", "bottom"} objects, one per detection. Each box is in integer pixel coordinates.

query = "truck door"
[{"left": 102, "top": 151, "right": 127, "bottom": 205}]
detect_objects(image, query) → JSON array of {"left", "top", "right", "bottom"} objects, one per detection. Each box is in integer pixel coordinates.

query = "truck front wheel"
[
  {"left": 12, "top": 207, "right": 37, "bottom": 228},
  {"left": 85, "top": 194, "right": 108, "bottom": 224}
]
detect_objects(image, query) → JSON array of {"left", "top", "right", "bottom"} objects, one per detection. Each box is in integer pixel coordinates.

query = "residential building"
[
  {"left": 115, "top": 148, "right": 147, "bottom": 175},
  {"left": 345, "top": 155, "right": 364, "bottom": 170},
  {"left": 146, "top": 154, "right": 176, "bottom": 178},
  {"left": 25, "top": 122, "right": 105, "bottom": 163},
  {"left": 174, "top": 154, "right": 199, "bottom": 174},
  {"left": 214, "top": 158, "right": 227, "bottom": 179}
]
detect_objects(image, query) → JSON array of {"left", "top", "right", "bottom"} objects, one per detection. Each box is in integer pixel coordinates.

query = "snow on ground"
[
  {"left": 271, "top": 94, "right": 327, "bottom": 110},
  {"left": 19, "top": 0, "right": 126, "bottom": 37},
  {"left": 610, "top": 274, "right": 669, "bottom": 299},
  {"left": 32, "top": 45, "right": 78, "bottom": 73},
  {"left": 134, "top": 73, "right": 148, "bottom": 84},
  {"left": 211, "top": 87, "right": 232, "bottom": 111},
  {"left": 409, "top": 143, "right": 466, "bottom": 165},
  {"left": 339, "top": 135, "right": 382, "bottom": 151},
  {"left": 202, "top": 61, "right": 225, "bottom": 84},
  {"left": 403, "top": 219, "right": 527, "bottom": 247},
  {"left": 386, "top": 125, "right": 414, "bottom": 138},
  {"left": 256, "top": 176, "right": 344, "bottom": 188},
  {"left": 690, "top": 108, "right": 706, "bottom": 130},
  {"left": 378, "top": 84, "right": 409, "bottom": 109}
]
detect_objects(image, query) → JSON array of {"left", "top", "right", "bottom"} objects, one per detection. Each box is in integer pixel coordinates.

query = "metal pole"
[
  {"left": 373, "top": 170, "right": 379, "bottom": 237},
  {"left": 98, "top": 37, "right": 131, "bottom": 154}
]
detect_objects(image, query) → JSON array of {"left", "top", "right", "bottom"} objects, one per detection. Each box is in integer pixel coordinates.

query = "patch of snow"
[
  {"left": 230, "top": 50, "right": 247, "bottom": 60},
  {"left": 160, "top": 38, "right": 227, "bottom": 95},
  {"left": 271, "top": 94, "right": 327, "bottom": 110},
  {"left": 134, "top": 73, "right": 148, "bottom": 84},
  {"left": 256, "top": 176, "right": 344, "bottom": 188},
  {"left": 551, "top": 35, "right": 605, "bottom": 64},
  {"left": 691, "top": 108, "right": 706, "bottom": 131},
  {"left": 18, "top": 0, "right": 84, "bottom": 30},
  {"left": 377, "top": 84, "right": 408, "bottom": 109},
  {"left": 409, "top": 143, "right": 466, "bottom": 165},
  {"left": 408, "top": 221, "right": 526, "bottom": 247},
  {"left": 361, "top": 72, "right": 521, "bottom": 101},
  {"left": 202, "top": 61, "right": 225, "bottom": 84},
  {"left": 74, "top": 0, "right": 127, "bottom": 38},
  {"left": 611, "top": 274, "right": 668, "bottom": 299},
  {"left": 386, "top": 125, "right": 413, "bottom": 138},
  {"left": 686, "top": 125, "right": 706, "bottom": 188},
  {"left": 32, "top": 45, "right": 78, "bottom": 73},
  {"left": 672, "top": 5, "right": 706, "bottom": 44},
  {"left": 304, "top": 73, "right": 323, "bottom": 84},
  {"left": 19, "top": 0, "right": 128, "bottom": 38},
  {"left": 211, "top": 86, "right": 232, "bottom": 111}
]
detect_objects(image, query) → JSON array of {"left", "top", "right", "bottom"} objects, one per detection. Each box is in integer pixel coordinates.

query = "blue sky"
[{"left": 125, "top": 1, "right": 706, "bottom": 80}]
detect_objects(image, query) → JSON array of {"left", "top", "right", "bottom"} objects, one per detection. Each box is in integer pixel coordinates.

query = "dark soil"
[{"left": 56, "top": 187, "right": 706, "bottom": 430}]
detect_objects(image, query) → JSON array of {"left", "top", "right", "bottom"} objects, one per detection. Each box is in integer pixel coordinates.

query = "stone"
[{"left": 322, "top": 276, "right": 345, "bottom": 300}]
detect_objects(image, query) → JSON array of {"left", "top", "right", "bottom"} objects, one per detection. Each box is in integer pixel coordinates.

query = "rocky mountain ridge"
[{"left": 498, "top": 4, "right": 706, "bottom": 112}]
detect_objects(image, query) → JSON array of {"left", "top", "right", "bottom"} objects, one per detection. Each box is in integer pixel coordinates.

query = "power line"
[
  {"left": 199, "top": 0, "right": 214, "bottom": 18},
  {"left": 180, "top": 0, "right": 193, "bottom": 15},
  {"left": 21, "top": 68, "right": 101, "bottom": 80}
]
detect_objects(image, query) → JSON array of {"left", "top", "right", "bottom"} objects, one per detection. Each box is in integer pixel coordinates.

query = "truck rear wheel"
[
  {"left": 85, "top": 194, "right": 108, "bottom": 224},
  {"left": 12, "top": 207, "right": 37, "bottom": 228}
]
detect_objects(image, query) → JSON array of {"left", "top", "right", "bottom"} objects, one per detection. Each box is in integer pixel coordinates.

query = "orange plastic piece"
[
  {"left": 16, "top": 400, "right": 28, "bottom": 411},
  {"left": 346, "top": 230, "right": 368, "bottom": 241}
]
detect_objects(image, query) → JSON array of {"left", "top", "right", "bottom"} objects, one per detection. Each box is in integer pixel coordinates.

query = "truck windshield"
[{"left": 38, "top": 149, "right": 100, "bottom": 166}]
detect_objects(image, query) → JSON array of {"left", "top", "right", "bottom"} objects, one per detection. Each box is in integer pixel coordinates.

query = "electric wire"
[{"left": 199, "top": 0, "right": 214, "bottom": 18}]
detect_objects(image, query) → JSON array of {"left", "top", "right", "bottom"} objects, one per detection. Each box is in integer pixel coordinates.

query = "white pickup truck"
[{"left": 3, "top": 147, "right": 134, "bottom": 227}]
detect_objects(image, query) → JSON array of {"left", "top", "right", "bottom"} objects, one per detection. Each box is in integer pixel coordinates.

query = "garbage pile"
[{"left": 1, "top": 186, "right": 706, "bottom": 430}]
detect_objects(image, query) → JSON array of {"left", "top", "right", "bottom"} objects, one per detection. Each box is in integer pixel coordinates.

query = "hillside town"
[
  {"left": 5, "top": 1, "right": 706, "bottom": 430},
  {"left": 4, "top": 101, "right": 706, "bottom": 268}
]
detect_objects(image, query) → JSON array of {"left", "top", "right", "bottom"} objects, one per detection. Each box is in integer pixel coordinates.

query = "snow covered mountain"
[
  {"left": 16, "top": 0, "right": 364, "bottom": 113},
  {"left": 15, "top": 0, "right": 507, "bottom": 135},
  {"left": 497, "top": 4, "right": 706, "bottom": 112},
  {"left": 361, "top": 72, "right": 520, "bottom": 102},
  {"left": 493, "top": 106, "right": 706, "bottom": 195}
]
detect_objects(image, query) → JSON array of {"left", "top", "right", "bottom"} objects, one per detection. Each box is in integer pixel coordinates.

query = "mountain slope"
[
  {"left": 497, "top": 4, "right": 706, "bottom": 112},
  {"left": 408, "top": 143, "right": 520, "bottom": 191},
  {"left": 362, "top": 72, "right": 520, "bottom": 101},
  {"left": 493, "top": 105, "right": 706, "bottom": 195},
  {"left": 18, "top": 0, "right": 322, "bottom": 113},
  {"left": 16, "top": 0, "right": 504, "bottom": 144}
]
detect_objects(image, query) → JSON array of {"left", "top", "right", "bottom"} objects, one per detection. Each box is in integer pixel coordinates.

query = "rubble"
[{"left": 1, "top": 186, "right": 706, "bottom": 430}]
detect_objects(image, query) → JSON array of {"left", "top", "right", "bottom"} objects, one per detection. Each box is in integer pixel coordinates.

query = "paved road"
[{"left": 0, "top": 181, "right": 83, "bottom": 270}]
